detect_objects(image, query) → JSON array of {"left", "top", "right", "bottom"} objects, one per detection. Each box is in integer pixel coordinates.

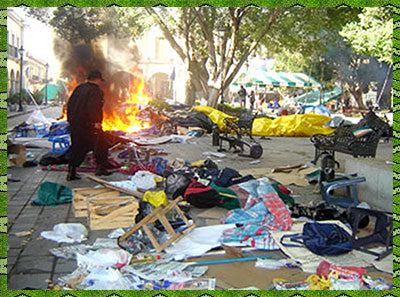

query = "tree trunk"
[
  {"left": 208, "top": 86, "right": 219, "bottom": 108},
  {"left": 348, "top": 87, "right": 365, "bottom": 109},
  {"left": 184, "top": 70, "right": 196, "bottom": 105}
]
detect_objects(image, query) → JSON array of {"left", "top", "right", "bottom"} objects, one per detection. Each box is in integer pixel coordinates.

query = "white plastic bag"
[
  {"left": 255, "top": 258, "right": 287, "bottom": 270},
  {"left": 129, "top": 170, "right": 156, "bottom": 191},
  {"left": 40, "top": 223, "right": 88, "bottom": 244},
  {"left": 76, "top": 248, "right": 132, "bottom": 270},
  {"left": 83, "top": 268, "right": 130, "bottom": 290},
  {"left": 25, "top": 110, "right": 53, "bottom": 125}
]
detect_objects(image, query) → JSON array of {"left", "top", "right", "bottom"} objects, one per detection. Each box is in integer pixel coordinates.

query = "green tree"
[
  {"left": 26, "top": 7, "right": 147, "bottom": 45},
  {"left": 340, "top": 7, "right": 392, "bottom": 65},
  {"left": 311, "top": 40, "right": 391, "bottom": 109},
  {"left": 139, "top": 8, "right": 360, "bottom": 106}
]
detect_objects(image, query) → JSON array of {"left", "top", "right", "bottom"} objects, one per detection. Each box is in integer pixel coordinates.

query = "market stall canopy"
[
  {"left": 39, "top": 83, "right": 63, "bottom": 102},
  {"left": 233, "top": 70, "right": 321, "bottom": 88},
  {"left": 295, "top": 86, "right": 342, "bottom": 105}
]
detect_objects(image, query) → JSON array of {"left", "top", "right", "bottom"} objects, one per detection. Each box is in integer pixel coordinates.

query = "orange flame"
[
  {"left": 61, "top": 68, "right": 152, "bottom": 132},
  {"left": 102, "top": 69, "right": 152, "bottom": 133}
]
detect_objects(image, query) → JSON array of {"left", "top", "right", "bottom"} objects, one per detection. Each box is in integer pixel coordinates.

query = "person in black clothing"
[
  {"left": 66, "top": 70, "right": 111, "bottom": 181},
  {"left": 249, "top": 90, "right": 255, "bottom": 110},
  {"left": 238, "top": 85, "right": 247, "bottom": 108}
]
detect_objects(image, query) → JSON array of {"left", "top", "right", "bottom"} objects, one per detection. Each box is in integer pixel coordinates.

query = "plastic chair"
[
  {"left": 33, "top": 123, "right": 48, "bottom": 138},
  {"left": 48, "top": 135, "right": 70, "bottom": 153},
  {"left": 320, "top": 175, "right": 366, "bottom": 208},
  {"left": 15, "top": 126, "right": 28, "bottom": 138}
]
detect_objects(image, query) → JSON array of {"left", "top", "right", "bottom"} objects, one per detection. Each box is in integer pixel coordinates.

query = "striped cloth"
[{"left": 220, "top": 178, "right": 292, "bottom": 250}]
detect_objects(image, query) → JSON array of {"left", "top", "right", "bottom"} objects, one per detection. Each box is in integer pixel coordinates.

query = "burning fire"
[
  {"left": 102, "top": 69, "right": 152, "bottom": 133},
  {"left": 61, "top": 68, "right": 152, "bottom": 133}
]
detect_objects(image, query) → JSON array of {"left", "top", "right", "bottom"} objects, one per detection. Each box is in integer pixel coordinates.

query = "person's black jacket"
[{"left": 67, "top": 82, "right": 104, "bottom": 127}]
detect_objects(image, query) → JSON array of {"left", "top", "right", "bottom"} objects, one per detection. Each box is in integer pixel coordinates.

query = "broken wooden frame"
[
  {"left": 88, "top": 196, "right": 139, "bottom": 230},
  {"left": 73, "top": 187, "right": 121, "bottom": 217},
  {"left": 118, "top": 197, "right": 196, "bottom": 252}
]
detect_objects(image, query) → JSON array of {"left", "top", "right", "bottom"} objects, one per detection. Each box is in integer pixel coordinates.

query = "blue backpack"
[{"left": 280, "top": 222, "right": 353, "bottom": 256}]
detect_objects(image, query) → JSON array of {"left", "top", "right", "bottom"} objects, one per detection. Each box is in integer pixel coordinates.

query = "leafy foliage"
[
  {"left": 27, "top": 7, "right": 148, "bottom": 45},
  {"left": 340, "top": 8, "right": 393, "bottom": 65}
]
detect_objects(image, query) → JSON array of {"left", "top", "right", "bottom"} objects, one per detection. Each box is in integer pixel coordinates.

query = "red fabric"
[{"left": 183, "top": 179, "right": 214, "bottom": 200}]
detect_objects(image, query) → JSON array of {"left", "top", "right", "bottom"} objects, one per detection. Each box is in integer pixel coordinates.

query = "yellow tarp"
[{"left": 193, "top": 106, "right": 334, "bottom": 137}]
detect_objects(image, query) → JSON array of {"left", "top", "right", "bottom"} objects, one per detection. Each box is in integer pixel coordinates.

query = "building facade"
[
  {"left": 24, "top": 52, "right": 48, "bottom": 92},
  {"left": 136, "top": 27, "right": 186, "bottom": 103},
  {"left": 7, "top": 9, "right": 24, "bottom": 96}
]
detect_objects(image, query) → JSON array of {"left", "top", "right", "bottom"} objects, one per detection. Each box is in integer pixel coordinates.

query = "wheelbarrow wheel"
[{"left": 250, "top": 143, "right": 263, "bottom": 159}]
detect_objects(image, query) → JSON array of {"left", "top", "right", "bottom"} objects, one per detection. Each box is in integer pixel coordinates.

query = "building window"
[
  {"left": 16, "top": 37, "right": 19, "bottom": 48},
  {"left": 12, "top": 34, "right": 15, "bottom": 46}
]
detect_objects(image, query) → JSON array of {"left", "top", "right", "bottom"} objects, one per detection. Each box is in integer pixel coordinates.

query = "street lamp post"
[
  {"left": 18, "top": 46, "right": 24, "bottom": 112},
  {"left": 45, "top": 63, "right": 49, "bottom": 105}
]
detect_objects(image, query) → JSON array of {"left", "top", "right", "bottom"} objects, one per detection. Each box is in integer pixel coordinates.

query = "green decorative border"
[{"left": 2, "top": 0, "right": 398, "bottom": 296}]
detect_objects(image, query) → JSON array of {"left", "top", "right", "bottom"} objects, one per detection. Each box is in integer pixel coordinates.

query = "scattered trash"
[
  {"left": 107, "top": 228, "right": 126, "bottom": 239},
  {"left": 270, "top": 279, "right": 309, "bottom": 290},
  {"left": 76, "top": 248, "right": 132, "bottom": 270},
  {"left": 362, "top": 275, "right": 393, "bottom": 290},
  {"left": 129, "top": 170, "right": 158, "bottom": 192},
  {"left": 40, "top": 223, "right": 88, "bottom": 244},
  {"left": 14, "top": 229, "right": 34, "bottom": 237},
  {"left": 202, "top": 152, "right": 226, "bottom": 158},
  {"left": 92, "top": 238, "right": 119, "bottom": 249},
  {"left": 81, "top": 268, "right": 131, "bottom": 290},
  {"left": 49, "top": 244, "right": 91, "bottom": 260},
  {"left": 143, "top": 191, "right": 168, "bottom": 208},
  {"left": 167, "top": 278, "right": 216, "bottom": 290},
  {"left": 255, "top": 258, "right": 287, "bottom": 270},
  {"left": 249, "top": 160, "right": 261, "bottom": 165}
]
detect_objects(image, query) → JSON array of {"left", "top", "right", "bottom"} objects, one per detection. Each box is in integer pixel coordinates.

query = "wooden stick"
[
  {"left": 85, "top": 174, "right": 143, "bottom": 199},
  {"left": 185, "top": 255, "right": 272, "bottom": 266}
]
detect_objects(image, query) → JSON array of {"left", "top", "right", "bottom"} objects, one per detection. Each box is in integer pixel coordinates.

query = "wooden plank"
[
  {"left": 142, "top": 224, "right": 160, "bottom": 251},
  {"left": 85, "top": 174, "right": 144, "bottom": 199},
  {"left": 119, "top": 206, "right": 164, "bottom": 241},
  {"left": 118, "top": 196, "right": 195, "bottom": 252},
  {"left": 157, "top": 214, "right": 176, "bottom": 235},
  {"left": 88, "top": 196, "right": 138, "bottom": 230}
]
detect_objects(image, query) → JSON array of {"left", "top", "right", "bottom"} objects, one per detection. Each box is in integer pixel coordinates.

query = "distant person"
[
  {"left": 238, "top": 85, "right": 247, "bottom": 108},
  {"left": 249, "top": 90, "right": 255, "bottom": 110}
]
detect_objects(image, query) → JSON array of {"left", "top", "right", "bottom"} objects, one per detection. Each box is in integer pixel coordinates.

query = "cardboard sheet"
[
  {"left": 239, "top": 166, "right": 317, "bottom": 187},
  {"left": 165, "top": 224, "right": 236, "bottom": 258}
]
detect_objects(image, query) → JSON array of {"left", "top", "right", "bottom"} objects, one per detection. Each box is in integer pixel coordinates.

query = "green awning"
[
  {"left": 234, "top": 70, "right": 321, "bottom": 88},
  {"left": 295, "top": 86, "right": 342, "bottom": 105},
  {"left": 39, "top": 83, "right": 62, "bottom": 102}
]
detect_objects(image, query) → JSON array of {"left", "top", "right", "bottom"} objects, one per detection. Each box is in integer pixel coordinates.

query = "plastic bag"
[
  {"left": 76, "top": 248, "right": 132, "bottom": 270},
  {"left": 143, "top": 191, "right": 168, "bottom": 208},
  {"left": 82, "top": 267, "right": 130, "bottom": 290},
  {"left": 49, "top": 244, "right": 90, "bottom": 259},
  {"left": 130, "top": 170, "right": 157, "bottom": 191},
  {"left": 255, "top": 258, "right": 286, "bottom": 270},
  {"left": 25, "top": 109, "right": 53, "bottom": 125},
  {"left": 40, "top": 223, "right": 87, "bottom": 243},
  {"left": 165, "top": 173, "right": 192, "bottom": 199}
]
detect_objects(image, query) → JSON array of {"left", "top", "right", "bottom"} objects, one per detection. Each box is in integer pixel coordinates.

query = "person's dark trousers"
[{"left": 67, "top": 125, "right": 110, "bottom": 180}]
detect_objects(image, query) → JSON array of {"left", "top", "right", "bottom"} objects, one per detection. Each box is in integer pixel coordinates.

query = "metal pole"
[
  {"left": 18, "top": 46, "right": 24, "bottom": 112},
  {"left": 45, "top": 63, "right": 49, "bottom": 105}
]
